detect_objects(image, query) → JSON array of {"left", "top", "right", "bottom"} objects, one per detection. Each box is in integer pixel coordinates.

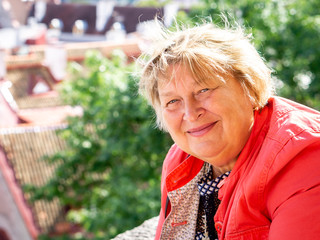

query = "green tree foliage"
[
  {"left": 135, "top": 0, "right": 171, "bottom": 7},
  {"left": 183, "top": 0, "right": 320, "bottom": 109},
  {"left": 28, "top": 50, "right": 172, "bottom": 239}
]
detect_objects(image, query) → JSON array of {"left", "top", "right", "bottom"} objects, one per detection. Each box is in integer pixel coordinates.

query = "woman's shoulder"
[
  {"left": 245, "top": 97, "right": 320, "bottom": 215},
  {"left": 267, "top": 96, "right": 320, "bottom": 140},
  {"left": 260, "top": 97, "right": 320, "bottom": 172},
  {"left": 249, "top": 97, "right": 320, "bottom": 188},
  {"left": 260, "top": 96, "right": 320, "bottom": 193}
]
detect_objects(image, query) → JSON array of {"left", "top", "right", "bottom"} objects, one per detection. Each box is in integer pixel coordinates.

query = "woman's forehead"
[
  {"left": 158, "top": 65, "right": 192, "bottom": 89},
  {"left": 159, "top": 63, "right": 227, "bottom": 90}
]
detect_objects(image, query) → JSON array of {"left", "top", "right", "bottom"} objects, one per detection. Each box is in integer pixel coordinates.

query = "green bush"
[{"left": 29, "top": 50, "right": 172, "bottom": 239}]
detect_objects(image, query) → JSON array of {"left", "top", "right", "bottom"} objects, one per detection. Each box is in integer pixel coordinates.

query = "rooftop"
[{"left": 0, "top": 125, "right": 66, "bottom": 234}]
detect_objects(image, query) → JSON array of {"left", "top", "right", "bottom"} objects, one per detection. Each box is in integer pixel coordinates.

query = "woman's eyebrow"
[{"left": 159, "top": 91, "right": 176, "bottom": 98}]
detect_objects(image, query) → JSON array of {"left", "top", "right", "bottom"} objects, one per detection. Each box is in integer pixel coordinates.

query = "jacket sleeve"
[
  {"left": 268, "top": 140, "right": 320, "bottom": 239},
  {"left": 269, "top": 185, "right": 320, "bottom": 239}
]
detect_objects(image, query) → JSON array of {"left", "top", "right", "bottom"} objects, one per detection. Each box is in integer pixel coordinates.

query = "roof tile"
[{"left": 0, "top": 125, "right": 66, "bottom": 233}]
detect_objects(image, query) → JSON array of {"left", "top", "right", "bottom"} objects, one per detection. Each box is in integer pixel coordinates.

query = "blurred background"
[{"left": 0, "top": 0, "right": 319, "bottom": 239}]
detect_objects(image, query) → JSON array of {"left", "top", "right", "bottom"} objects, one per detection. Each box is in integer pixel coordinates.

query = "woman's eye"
[
  {"left": 167, "top": 99, "right": 178, "bottom": 105},
  {"left": 199, "top": 88, "right": 209, "bottom": 93}
]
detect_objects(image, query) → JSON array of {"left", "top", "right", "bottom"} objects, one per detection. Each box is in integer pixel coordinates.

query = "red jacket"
[{"left": 155, "top": 97, "right": 320, "bottom": 240}]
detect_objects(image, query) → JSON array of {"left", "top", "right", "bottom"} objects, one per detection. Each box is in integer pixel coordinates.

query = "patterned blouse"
[{"left": 195, "top": 166, "right": 231, "bottom": 240}]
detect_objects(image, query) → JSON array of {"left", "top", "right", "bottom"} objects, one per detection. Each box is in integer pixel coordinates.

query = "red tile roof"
[
  {"left": 0, "top": 125, "right": 66, "bottom": 235},
  {"left": 18, "top": 105, "right": 82, "bottom": 126},
  {"left": 5, "top": 65, "right": 62, "bottom": 110}
]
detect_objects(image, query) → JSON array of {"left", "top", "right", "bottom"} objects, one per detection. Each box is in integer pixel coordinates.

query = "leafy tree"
[
  {"left": 182, "top": 0, "right": 320, "bottom": 109},
  {"left": 135, "top": 0, "right": 171, "bottom": 7},
  {"left": 28, "top": 50, "right": 172, "bottom": 239}
]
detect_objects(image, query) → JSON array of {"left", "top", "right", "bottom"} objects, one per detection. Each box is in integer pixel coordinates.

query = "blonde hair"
[{"left": 138, "top": 19, "right": 274, "bottom": 130}]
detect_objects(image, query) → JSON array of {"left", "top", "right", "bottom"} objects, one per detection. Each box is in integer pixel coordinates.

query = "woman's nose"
[{"left": 183, "top": 99, "right": 204, "bottom": 122}]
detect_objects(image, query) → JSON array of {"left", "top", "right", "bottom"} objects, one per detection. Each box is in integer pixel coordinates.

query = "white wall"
[{"left": 0, "top": 169, "right": 33, "bottom": 240}]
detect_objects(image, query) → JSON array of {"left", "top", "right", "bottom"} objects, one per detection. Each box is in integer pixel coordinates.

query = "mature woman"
[{"left": 138, "top": 20, "right": 320, "bottom": 240}]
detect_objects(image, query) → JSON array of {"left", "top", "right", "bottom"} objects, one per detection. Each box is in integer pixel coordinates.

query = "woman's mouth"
[{"left": 186, "top": 122, "right": 217, "bottom": 137}]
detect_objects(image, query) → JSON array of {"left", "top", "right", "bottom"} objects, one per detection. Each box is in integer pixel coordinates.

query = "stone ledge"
[{"left": 112, "top": 216, "right": 159, "bottom": 240}]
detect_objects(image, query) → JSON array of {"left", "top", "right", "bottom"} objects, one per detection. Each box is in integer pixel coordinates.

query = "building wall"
[
  {"left": 0, "top": 164, "right": 33, "bottom": 240},
  {"left": 0, "top": 85, "right": 19, "bottom": 128}
]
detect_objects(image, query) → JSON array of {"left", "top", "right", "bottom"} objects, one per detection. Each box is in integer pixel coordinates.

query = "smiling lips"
[{"left": 186, "top": 122, "right": 217, "bottom": 137}]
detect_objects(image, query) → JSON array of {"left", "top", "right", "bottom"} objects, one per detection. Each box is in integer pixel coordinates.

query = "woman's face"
[{"left": 158, "top": 65, "right": 255, "bottom": 172}]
